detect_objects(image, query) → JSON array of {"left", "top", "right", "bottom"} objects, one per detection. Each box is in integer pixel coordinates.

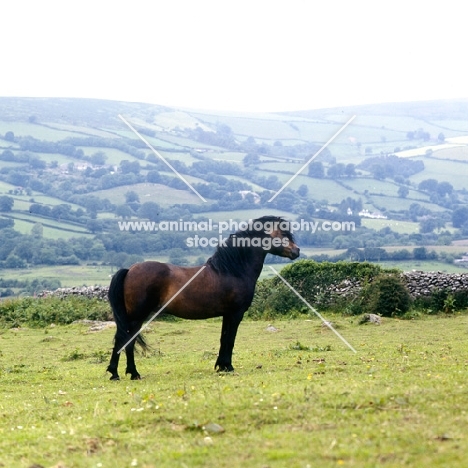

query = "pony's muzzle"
[{"left": 289, "top": 246, "right": 300, "bottom": 259}]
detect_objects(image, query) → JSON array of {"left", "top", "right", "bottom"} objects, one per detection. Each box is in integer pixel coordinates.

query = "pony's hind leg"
[
  {"left": 125, "top": 321, "right": 144, "bottom": 380},
  {"left": 107, "top": 342, "right": 121, "bottom": 380}
]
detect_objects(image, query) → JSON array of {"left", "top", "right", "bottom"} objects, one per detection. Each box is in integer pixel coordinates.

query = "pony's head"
[{"left": 249, "top": 216, "right": 300, "bottom": 259}]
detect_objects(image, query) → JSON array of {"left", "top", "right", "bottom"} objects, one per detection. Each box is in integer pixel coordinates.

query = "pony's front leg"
[{"left": 215, "top": 312, "right": 243, "bottom": 372}]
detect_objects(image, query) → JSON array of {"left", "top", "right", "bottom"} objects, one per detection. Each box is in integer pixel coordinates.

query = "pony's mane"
[{"left": 207, "top": 216, "right": 294, "bottom": 277}]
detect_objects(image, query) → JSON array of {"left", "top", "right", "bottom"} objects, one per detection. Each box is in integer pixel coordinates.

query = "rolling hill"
[{"left": 1, "top": 96, "right": 468, "bottom": 287}]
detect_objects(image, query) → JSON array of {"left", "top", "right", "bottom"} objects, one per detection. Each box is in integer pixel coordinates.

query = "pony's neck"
[{"left": 244, "top": 248, "right": 268, "bottom": 280}]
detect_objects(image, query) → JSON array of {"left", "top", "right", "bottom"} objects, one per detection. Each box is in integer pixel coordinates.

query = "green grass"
[
  {"left": 374, "top": 260, "right": 468, "bottom": 274},
  {"left": 0, "top": 264, "right": 114, "bottom": 287},
  {"left": 369, "top": 195, "right": 446, "bottom": 212},
  {"left": 1, "top": 316, "right": 467, "bottom": 467},
  {"left": 360, "top": 218, "right": 420, "bottom": 234},
  {"left": 10, "top": 218, "right": 92, "bottom": 239},
  {"left": 0, "top": 121, "right": 81, "bottom": 141},
  {"left": 92, "top": 182, "right": 204, "bottom": 206},
  {"left": 193, "top": 208, "right": 294, "bottom": 222},
  {"left": 409, "top": 158, "right": 468, "bottom": 191}
]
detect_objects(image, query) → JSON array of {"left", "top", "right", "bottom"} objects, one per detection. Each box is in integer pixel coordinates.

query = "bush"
[
  {"left": 0, "top": 297, "right": 110, "bottom": 328},
  {"left": 247, "top": 260, "right": 398, "bottom": 318},
  {"left": 412, "top": 288, "right": 468, "bottom": 314},
  {"left": 247, "top": 278, "right": 307, "bottom": 319},
  {"left": 360, "top": 274, "right": 411, "bottom": 317}
]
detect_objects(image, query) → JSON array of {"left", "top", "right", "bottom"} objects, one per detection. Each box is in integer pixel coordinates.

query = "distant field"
[
  {"left": 410, "top": 157, "right": 468, "bottom": 190},
  {"left": 1, "top": 264, "right": 114, "bottom": 287},
  {"left": 92, "top": 182, "right": 204, "bottom": 206},
  {"left": 193, "top": 208, "right": 293, "bottom": 222},
  {"left": 343, "top": 178, "right": 430, "bottom": 201},
  {"left": 210, "top": 151, "right": 246, "bottom": 163},
  {"left": 430, "top": 146, "right": 468, "bottom": 162},
  {"left": 77, "top": 146, "right": 143, "bottom": 165},
  {"left": 12, "top": 197, "right": 83, "bottom": 211},
  {"left": 0, "top": 121, "right": 81, "bottom": 141},
  {"left": 10, "top": 217, "right": 92, "bottom": 239},
  {"left": 195, "top": 114, "right": 301, "bottom": 140},
  {"left": 374, "top": 260, "right": 468, "bottom": 274},
  {"left": 44, "top": 122, "right": 120, "bottom": 139},
  {"left": 370, "top": 195, "right": 445, "bottom": 212},
  {"left": 360, "top": 218, "right": 419, "bottom": 234},
  {"left": 289, "top": 175, "right": 354, "bottom": 203}
]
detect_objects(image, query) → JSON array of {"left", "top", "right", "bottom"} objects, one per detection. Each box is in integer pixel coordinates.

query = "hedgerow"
[
  {"left": 0, "top": 296, "right": 110, "bottom": 328},
  {"left": 248, "top": 260, "right": 398, "bottom": 318}
]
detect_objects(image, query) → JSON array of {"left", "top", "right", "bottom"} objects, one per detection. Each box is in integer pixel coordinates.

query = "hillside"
[{"left": 1, "top": 97, "right": 468, "bottom": 290}]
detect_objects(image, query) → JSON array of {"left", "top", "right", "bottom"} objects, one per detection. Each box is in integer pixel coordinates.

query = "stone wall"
[
  {"left": 38, "top": 271, "right": 468, "bottom": 301},
  {"left": 38, "top": 286, "right": 109, "bottom": 300},
  {"left": 402, "top": 271, "right": 468, "bottom": 298},
  {"left": 333, "top": 271, "right": 468, "bottom": 299}
]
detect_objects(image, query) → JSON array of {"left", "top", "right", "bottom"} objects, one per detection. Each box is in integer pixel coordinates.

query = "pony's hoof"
[
  {"left": 216, "top": 364, "right": 234, "bottom": 373},
  {"left": 109, "top": 375, "right": 120, "bottom": 381},
  {"left": 130, "top": 374, "right": 142, "bottom": 380}
]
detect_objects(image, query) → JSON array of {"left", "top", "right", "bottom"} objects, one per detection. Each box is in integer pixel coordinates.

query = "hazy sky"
[{"left": 2, "top": 0, "right": 467, "bottom": 113}]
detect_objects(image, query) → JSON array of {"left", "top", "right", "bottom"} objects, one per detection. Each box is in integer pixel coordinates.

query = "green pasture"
[
  {"left": 192, "top": 114, "right": 301, "bottom": 141},
  {"left": 343, "top": 178, "right": 430, "bottom": 202},
  {"left": 0, "top": 161, "right": 22, "bottom": 169},
  {"left": 163, "top": 152, "right": 201, "bottom": 166},
  {"left": 77, "top": 146, "right": 144, "bottom": 166},
  {"left": 0, "top": 180, "right": 22, "bottom": 194},
  {"left": 193, "top": 208, "right": 294, "bottom": 222},
  {"left": 430, "top": 146, "right": 468, "bottom": 162},
  {"left": 0, "top": 121, "right": 81, "bottom": 141},
  {"left": 369, "top": 195, "right": 445, "bottom": 213},
  {"left": 91, "top": 183, "right": 203, "bottom": 206},
  {"left": 1, "top": 316, "right": 467, "bottom": 467},
  {"left": 360, "top": 218, "right": 419, "bottom": 234},
  {"left": 8, "top": 214, "right": 91, "bottom": 239},
  {"left": 12, "top": 196, "right": 83, "bottom": 211},
  {"left": 290, "top": 175, "right": 354, "bottom": 204},
  {"left": 431, "top": 120, "right": 468, "bottom": 133},
  {"left": 373, "top": 260, "right": 467, "bottom": 274},
  {"left": 409, "top": 158, "right": 468, "bottom": 191},
  {"left": 1, "top": 264, "right": 114, "bottom": 288},
  {"left": 209, "top": 151, "right": 247, "bottom": 163},
  {"left": 43, "top": 122, "right": 120, "bottom": 139},
  {"left": 10, "top": 219, "right": 88, "bottom": 239}
]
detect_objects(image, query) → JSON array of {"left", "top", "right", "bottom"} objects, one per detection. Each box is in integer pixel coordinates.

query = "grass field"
[
  {"left": 0, "top": 264, "right": 115, "bottom": 288},
  {"left": 92, "top": 183, "right": 203, "bottom": 206},
  {"left": 360, "top": 218, "right": 420, "bottom": 234},
  {"left": 10, "top": 218, "right": 92, "bottom": 239},
  {"left": 1, "top": 316, "right": 467, "bottom": 467},
  {"left": 409, "top": 158, "right": 468, "bottom": 191}
]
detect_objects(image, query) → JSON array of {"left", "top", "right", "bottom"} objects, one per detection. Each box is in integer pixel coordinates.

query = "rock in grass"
[
  {"left": 203, "top": 422, "right": 225, "bottom": 434},
  {"left": 358, "top": 313, "right": 382, "bottom": 325}
]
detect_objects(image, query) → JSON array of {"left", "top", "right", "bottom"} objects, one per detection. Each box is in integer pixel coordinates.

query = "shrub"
[
  {"left": 360, "top": 274, "right": 411, "bottom": 317},
  {"left": 412, "top": 288, "right": 468, "bottom": 314},
  {"left": 0, "top": 297, "right": 110, "bottom": 328},
  {"left": 248, "top": 260, "right": 396, "bottom": 318}
]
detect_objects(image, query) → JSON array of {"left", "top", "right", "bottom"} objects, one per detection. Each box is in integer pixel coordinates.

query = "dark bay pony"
[{"left": 106, "top": 216, "right": 300, "bottom": 380}]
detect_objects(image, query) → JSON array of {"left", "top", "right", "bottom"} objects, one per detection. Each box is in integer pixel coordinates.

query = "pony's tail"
[{"left": 108, "top": 268, "right": 148, "bottom": 352}]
